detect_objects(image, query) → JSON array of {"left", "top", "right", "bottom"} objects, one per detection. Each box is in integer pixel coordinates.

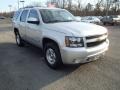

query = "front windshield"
[{"left": 40, "top": 9, "right": 75, "bottom": 23}]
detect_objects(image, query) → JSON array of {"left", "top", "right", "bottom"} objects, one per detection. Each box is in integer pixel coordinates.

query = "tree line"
[
  {"left": 48, "top": 0, "right": 120, "bottom": 16},
  {"left": 0, "top": 0, "right": 120, "bottom": 18}
]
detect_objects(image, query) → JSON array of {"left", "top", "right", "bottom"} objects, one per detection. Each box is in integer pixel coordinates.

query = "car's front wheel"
[
  {"left": 103, "top": 22, "right": 106, "bottom": 25},
  {"left": 44, "top": 42, "right": 63, "bottom": 69}
]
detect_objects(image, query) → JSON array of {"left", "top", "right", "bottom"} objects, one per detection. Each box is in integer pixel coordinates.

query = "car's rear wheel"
[
  {"left": 15, "top": 31, "right": 24, "bottom": 47},
  {"left": 111, "top": 23, "right": 114, "bottom": 26},
  {"left": 44, "top": 42, "right": 63, "bottom": 69}
]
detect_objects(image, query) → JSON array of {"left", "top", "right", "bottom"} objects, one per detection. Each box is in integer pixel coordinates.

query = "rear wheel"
[
  {"left": 15, "top": 31, "right": 24, "bottom": 47},
  {"left": 111, "top": 23, "right": 114, "bottom": 26},
  {"left": 44, "top": 42, "right": 63, "bottom": 69}
]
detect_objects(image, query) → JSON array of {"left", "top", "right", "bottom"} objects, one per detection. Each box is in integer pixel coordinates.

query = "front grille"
[
  {"left": 86, "top": 33, "right": 107, "bottom": 47},
  {"left": 86, "top": 33, "right": 107, "bottom": 39},
  {"left": 87, "top": 39, "right": 106, "bottom": 47}
]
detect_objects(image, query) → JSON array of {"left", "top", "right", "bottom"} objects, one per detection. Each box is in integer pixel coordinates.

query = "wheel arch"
[{"left": 42, "top": 37, "right": 60, "bottom": 49}]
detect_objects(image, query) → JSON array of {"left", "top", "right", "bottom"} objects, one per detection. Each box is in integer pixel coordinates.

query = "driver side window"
[{"left": 28, "top": 9, "right": 39, "bottom": 24}]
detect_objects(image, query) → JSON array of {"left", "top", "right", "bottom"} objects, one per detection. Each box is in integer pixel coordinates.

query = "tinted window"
[
  {"left": 20, "top": 10, "right": 29, "bottom": 22},
  {"left": 28, "top": 9, "right": 39, "bottom": 19}
]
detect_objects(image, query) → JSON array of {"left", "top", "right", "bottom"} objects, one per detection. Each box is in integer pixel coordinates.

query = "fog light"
[
  {"left": 73, "top": 59, "right": 81, "bottom": 63},
  {"left": 86, "top": 58, "right": 90, "bottom": 61}
]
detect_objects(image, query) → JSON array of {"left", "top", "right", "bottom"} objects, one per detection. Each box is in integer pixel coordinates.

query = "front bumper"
[{"left": 61, "top": 39, "right": 109, "bottom": 64}]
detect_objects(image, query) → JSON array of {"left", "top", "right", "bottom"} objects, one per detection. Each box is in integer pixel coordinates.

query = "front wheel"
[
  {"left": 44, "top": 43, "right": 63, "bottom": 69},
  {"left": 103, "top": 22, "right": 106, "bottom": 25}
]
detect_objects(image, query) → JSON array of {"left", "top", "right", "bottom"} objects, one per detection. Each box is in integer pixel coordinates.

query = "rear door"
[
  {"left": 12, "top": 10, "right": 22, "bottom": 31},
  {"left": 19, "top": 10, "right": 29, "bottom": 40}
]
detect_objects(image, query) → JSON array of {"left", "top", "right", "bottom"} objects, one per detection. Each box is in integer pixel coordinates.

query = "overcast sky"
[{"left": 0, "top": 0, "right": 97, "bottom": 12}]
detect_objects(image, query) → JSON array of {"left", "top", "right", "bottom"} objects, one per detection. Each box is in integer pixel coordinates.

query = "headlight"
[{"left": 65, "top": 36, "right": 84, "bottom": 48}]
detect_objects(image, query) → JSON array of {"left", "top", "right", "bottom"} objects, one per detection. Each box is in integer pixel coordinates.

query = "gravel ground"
[{"left": 0, "top": 20, "right": 120, "bottom": 90}]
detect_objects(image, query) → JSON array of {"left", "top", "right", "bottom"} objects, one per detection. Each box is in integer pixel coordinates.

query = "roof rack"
[
  {"left": 24, "top": 6, "right": 34, "bottom": 8},
  {"left": 21, "top": 6, "right": 47, "bottom": 9},
  {"left": 19, "top": 5, "right": 57, "bottom": 10}
]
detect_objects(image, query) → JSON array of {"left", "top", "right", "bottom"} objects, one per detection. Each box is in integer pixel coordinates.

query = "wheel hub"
[{"left": 46, "top": 48, "right": 56, "bottom": 65}]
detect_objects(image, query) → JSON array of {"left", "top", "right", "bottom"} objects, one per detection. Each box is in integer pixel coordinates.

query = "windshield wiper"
[
  {"left": 46, "top": 20, "right": 62, "bottom": 23},
  {"left": 46, "top": 20, "right": 75, "bottom": 23}
]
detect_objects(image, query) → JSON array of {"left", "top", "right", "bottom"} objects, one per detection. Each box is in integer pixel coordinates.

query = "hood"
[{"left": 44, "top": 22, "right": 107, "bottom": 37}]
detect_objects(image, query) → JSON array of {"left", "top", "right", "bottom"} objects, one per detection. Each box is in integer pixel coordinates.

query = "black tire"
[
  {"left": 15, "top": 31, "right": 24, "bottom": 47},
  {"left": 103, "top": 22, "right": 106, "bottom": 25},
  {"left": 44, "top": 42, "right": 63, "bottom": 69},
  {"left": 111, "top": 23, "right": 114, "bottom": 26}
]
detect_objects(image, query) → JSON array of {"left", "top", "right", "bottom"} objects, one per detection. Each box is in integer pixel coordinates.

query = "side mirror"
[{"left": 27, "top": 17, "right": 39, "bottom": 25}]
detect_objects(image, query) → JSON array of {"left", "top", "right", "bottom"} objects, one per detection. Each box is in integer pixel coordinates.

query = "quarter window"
[{"left": 13, "top": 10, "right": 21, "bottom": 20}]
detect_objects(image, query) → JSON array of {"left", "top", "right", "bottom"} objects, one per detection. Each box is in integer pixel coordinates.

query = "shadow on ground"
[{"left": 0, "top": 42, "right": 80, "bottom": 90}]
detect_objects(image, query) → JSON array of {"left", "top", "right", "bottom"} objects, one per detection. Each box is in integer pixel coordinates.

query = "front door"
[{"left": 26, "top": 9, "right": 42, "bottom": 47}]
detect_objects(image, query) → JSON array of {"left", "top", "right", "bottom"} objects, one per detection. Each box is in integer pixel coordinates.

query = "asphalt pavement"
[{"left": 0, "top": 21, "right": 120, "bottom": 90}]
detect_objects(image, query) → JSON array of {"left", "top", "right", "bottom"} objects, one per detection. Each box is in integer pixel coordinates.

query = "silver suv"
[{"left": 12, "top": 7, "right": 109, "bottom": 69}]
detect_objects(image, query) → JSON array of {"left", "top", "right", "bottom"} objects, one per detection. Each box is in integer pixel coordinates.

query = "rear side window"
[
  {"left": 13, "top": 10, "right": 21, "bottom": 20},
  {"left": 20, "top": 10, "right": 29, "bottom": 22}
]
